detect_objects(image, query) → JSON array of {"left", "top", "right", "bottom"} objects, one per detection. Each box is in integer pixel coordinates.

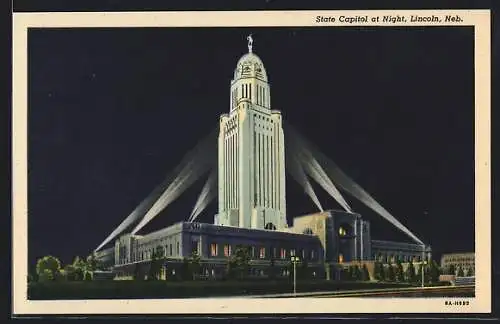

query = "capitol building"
[{"left": 95, "top": 37, "right": 431, "bottom": 280}]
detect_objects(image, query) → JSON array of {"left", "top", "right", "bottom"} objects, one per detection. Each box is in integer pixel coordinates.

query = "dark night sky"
[{"left": 27, "top": 27, "right": 474, "bottom": 267}]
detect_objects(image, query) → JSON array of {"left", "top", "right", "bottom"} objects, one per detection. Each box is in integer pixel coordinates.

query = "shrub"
[
  {"left": 84, "top": 271, "right": 92, "bottom": 281},
  {"left": 395, "top": 261, "right": 404, "bottom": 282},
  {"left": 361, "top": 264, "right": 370, "bottom": 281},
  {"left": 36, "top": 256, "right": 62, "bottom": 282},
  {"left": 406, "top": 261, "right": 416, "bottom": 283},
  {"left": 352, "top": 265, "right": 361, "bottom": 281},
  {"left": 429, "top": 261, "right": 440, "bottom": 283},
  {"left": 38, "top": 269, "right": 54, "bottom": 282},
  {"left": 386, "top": 265, "right": 395, "bottom": 282},
  {"left": 373, "top": 262, "right": 382, "bottom": 281}
]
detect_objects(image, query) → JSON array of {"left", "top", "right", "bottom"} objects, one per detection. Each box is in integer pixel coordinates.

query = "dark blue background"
[{"left": 27, "top": 27, "right": 474, "bottom": 268}]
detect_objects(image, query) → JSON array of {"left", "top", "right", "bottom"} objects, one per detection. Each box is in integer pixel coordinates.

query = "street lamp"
[
  {"left": 421, "top": 246, "right": 428, "bottom": 288},
  {"left": 291, "top": 256, "right": 300, "bottom": 296}
]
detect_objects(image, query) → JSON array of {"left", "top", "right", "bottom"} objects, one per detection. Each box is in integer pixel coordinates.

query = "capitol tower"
[{"left": 215, "top": 35, "right": 287, "bottom": 230}]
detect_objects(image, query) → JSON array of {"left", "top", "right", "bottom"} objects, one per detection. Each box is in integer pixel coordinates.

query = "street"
[{"left": 249, "top": 285, "right": 475, "bottom": 298}]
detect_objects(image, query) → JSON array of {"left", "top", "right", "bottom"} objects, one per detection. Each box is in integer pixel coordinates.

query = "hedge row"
[{"left": 28, "top": 280, "right": 412, "bottom": 300}]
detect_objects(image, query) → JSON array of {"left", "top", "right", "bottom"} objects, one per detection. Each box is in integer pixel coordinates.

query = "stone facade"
[{"left": 107, "top": 210, "right": 430, "bottom": 280}]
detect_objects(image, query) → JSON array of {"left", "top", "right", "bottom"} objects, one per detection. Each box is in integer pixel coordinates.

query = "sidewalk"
[{"left": 247, "top": 284, "right": 473, "bottom": 298}]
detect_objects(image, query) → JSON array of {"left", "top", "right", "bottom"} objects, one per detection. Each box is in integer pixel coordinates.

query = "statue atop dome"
[{"left": 247, "top": 34, "right": 253, "bottom": 53}]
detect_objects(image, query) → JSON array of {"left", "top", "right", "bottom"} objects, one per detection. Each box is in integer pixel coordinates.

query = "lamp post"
[
  {"left": 421, "top": 245, "right": 427, "bottom": 288},
  {"left": 291, "top": 256, "right": 300, "bottom": 296}
]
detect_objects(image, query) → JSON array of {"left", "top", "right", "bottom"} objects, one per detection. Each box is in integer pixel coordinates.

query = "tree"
[
  {"left": 352, "top": 265, "right": 361, "bottom": 281},
  {"left": 180, "top": 258, "right": 191, "bottom": 281},
  {"left": 38, "top": 269, "right": 54, "bottom": 282},
  {"left": 374, "top": 262, "right": 386, "bottom": 281},
  {"left": 429, "top": 260, "right": 440, "bottom": 284},
  {"left": 72, "top": 256, "right": 86, "bottom": 271},
  {"left": 406, "top": 261, "right": 415, "bottom": 283},
  {"left": 299, "top": 259, "right": 309, "bottom": 280},
  {"left": 386, "top": 264, "right": 395, "bottom": 282},
  {"left": 268, "top": 255, "right": 277, "bottom": 280},
  {"left": 133, "top": 263, "right": 142, "bottom": 280},
  {"left": 415, "top": 263, "right": 422, "bottom": 284},
  {"left": 373, "top": 261, "right": 382, "bottom": 281},
  {"left": 347, "top": 266, "right": 354, "bottom": 280},
  {"left": 63, "top": 264, "right": 78, "bottom": 281},
  {"left": 457, "top": 266, "right": 464, "bottom": 277},
  {"left": 361, "top": 264, "right": 370, "bottom": 281},
  {"left": 148, "top": 246, "right": 165, "bottom": 280},
  {"left": 424, "top": 263, "right": 431, "bottom": 284},
  {"left": 84, "top": 271, "right": 92, "bottom": 281},
  {"left": 71, "top": 256, "right": 86, "bottom": 280},
  {"left": 379, "top": 263, "right": 386, "bottom": 281},
  {"left": 227, "top": 245, "right": 251, "bottom": 280},
  {"left": 189, "top": 251, "right": 202, "bottom": 280},
  {"left": 395, "top": 260, "right": 404, "bottom": 282},
  {"left": 447, "top": 264, "right": 456, "bottom": 276},
  {"left": 36, "top": 256, "right": 62, "bottom": 282},
  {"left": 468, "top": 266, "right": 475, "bottom": 276},
  {"left": 86, "top": 253, "right": 101, "bottom": 272}
]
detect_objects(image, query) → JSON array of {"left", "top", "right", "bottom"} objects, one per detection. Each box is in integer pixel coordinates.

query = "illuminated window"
[
  {"left": 290, "top": 249, "right": 296, "bottom": 257},
  {"left": 302, "top": 249, "right": 306, "bottom": 258},
  {"left": 280, "top": 248, "right": 286, "bottom": 259},
  {"left": 338, "top": 254, "right": 344, "bottom": 263},
  {"left": 210, "top": 243, "right": 218, "bottom": 256},
  {"left": 224, "top": 244, "right": 232, "bottom": 257},
  {"left": 259, "top": 247, "right": 266, "bottom": 259},
  {"left": 311, "top": 250, "right": 316, "bottom": 260},
  {"left": 339, "top": 226, "right": 347, "bottom": 237}
]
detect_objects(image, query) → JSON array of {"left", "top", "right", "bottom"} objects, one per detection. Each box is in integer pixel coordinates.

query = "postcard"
[{"left": 12, "top": 9, "right": 491, "bottom": 315}]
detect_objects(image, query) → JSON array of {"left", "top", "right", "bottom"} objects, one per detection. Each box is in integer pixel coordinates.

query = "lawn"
[{"left": 28, "top": 279, "right": 416, "bottom": 300}]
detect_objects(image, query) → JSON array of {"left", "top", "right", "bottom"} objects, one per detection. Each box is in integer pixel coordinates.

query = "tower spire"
[{"left": 247, "top": 34, "right": 253, "bottom": 53}]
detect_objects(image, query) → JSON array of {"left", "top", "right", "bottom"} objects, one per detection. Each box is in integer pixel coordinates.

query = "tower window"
[{"left": 257, "top": 85, "right": 260, "bottom": 105}]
